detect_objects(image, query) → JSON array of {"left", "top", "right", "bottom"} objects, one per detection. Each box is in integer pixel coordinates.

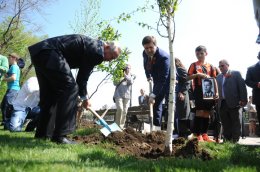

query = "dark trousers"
[
  {"left": 256, "top": 105, "right": 260, "bottom": 134},
  {"left": 1, "top": 89, "right": 18, "bottom": 124},
  {"left": 153, "top": 93, "right": 168, "bottom": 127},
  {"left": 31, "top": 50, "right": 78, "bottom": 138},
  {"left": 193, "top": 116, "right": 209, "bottom": 135},
  {"left": 219, "top": 101, "right": 241, "bottom": 141},
  {"left": 212, "top": 109, "right": 222, "bottom": 139},
  {"left": 25, "top": 106, "right": 41, "bottom": 132}
]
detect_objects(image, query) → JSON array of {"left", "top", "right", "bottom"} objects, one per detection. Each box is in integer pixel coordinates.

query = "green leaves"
[
  {"left": 95, "top": 25, "right": 130, "bottom": 83},
  {"left": 157, "top": 0, "right": 179, "bottom": 16},
  {"left": 117, "top": 13, "right": 132, "bottom": 23}
]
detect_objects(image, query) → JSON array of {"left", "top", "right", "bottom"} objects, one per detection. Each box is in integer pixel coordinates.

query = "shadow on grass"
[
  {"left": 0, "top": 159, "right": 85, "bottom": 170},
  {"left": 77, "top": 149, "right": 225, "bottom": 171},
  {"left": 0, "top": 131, "right": 52, "bottom": 149},
  {"left": 77, "top": 143, "right": 260, "bottom": 172},
  {"left": 229, "top": 144, "right": 260, "bottom": 169}
]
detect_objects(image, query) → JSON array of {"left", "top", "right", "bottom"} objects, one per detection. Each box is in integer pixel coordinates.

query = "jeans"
[
  {"left": 5, "top": 106, "right": 41, "bottom": 132},
  {"left": 6, "top": 108, "right": 29, "bottom": 132},
  {"left": 26, "top": 106, "right": 40, "bottom": 119},
  {"left": 1, "top": 89, "right": 18, "bottom": 124}
]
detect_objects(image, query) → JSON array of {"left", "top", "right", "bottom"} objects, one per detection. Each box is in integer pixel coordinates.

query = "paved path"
[{"left": 238, "top": 136, "right": 260, "bottom": 146}]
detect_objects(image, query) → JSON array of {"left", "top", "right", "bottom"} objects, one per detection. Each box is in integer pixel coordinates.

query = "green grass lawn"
[{"left": 0, "top": 126, "right": 259, "bottom": 172}]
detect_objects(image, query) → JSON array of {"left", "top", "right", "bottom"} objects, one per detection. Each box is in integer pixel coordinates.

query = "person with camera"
[
  {"left": 113, "top": 64, "right": 135, "bottom": 129},
  {"left": 28, "top": 34, "right": 121, "bottom": 144}
]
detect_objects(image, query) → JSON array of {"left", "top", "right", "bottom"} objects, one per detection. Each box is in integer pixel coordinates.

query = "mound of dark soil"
[{"left": 73, "top": 126, "right": 212, "bottom": 160}]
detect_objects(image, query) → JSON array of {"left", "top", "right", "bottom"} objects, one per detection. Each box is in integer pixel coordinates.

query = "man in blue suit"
[
  {"left": 216, "top": 59, "right": 247, "bottom": 142},
  {"left": 28, "top": 34, "right": 121, "bottom": 144},
  {"left": 245, "top": 52, "right": 260, "bottom": 136},
  {"left": 142, "top": 36, "right": 170, "bottom": 130}
]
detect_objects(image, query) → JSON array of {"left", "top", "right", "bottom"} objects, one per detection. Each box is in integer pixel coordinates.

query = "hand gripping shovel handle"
[{"left": 88, "top": 107, "right": 112, "bottom": 132}]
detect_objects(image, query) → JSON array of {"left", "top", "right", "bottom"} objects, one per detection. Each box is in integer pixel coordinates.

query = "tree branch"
[{"left": 88, "top": 73, "right": 112, "bottom": 99}]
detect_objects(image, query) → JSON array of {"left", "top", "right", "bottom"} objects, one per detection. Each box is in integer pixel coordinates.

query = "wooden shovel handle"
[{"left": 88, "top": 107, "right": 102, "bottom": 120}]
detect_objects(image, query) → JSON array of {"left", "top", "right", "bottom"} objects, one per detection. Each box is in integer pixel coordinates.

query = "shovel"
[
  {"left": 95, "top": 106, "right": 110, "bottom": 125},
  {"left": 88, "top": 107, "right": 122, "bottom": 137},
  {"left": 148, "top": 80, "right": 154, "bottom": 132}
]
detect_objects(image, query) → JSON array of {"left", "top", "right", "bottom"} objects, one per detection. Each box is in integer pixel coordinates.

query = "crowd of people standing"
[
  {"left": 0, "top": 34, "right": 259, "bottom": 145},
  {"left": 140, "top": 35, "right": 259, "bottom": 143}
]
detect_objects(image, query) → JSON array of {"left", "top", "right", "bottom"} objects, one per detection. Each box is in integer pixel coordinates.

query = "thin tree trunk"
[{"left": 164, "top": 12, "right": 176, "bottom": 155}]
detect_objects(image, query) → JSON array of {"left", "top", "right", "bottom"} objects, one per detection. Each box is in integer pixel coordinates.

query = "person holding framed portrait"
[{"left": 187, "top": 45, "right": 218, "bottom": 142}]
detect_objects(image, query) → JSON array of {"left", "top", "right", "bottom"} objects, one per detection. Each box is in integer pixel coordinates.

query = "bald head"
[{"left": 103, "top": 41, "right": 121, "bottom": 61}]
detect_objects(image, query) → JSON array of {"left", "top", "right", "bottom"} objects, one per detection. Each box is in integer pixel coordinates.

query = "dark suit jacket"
[
  {"left": 216, "top": 70, "right": 247, "bottom": 109},
  {"left": 138, "top": 95, "right": 149, "bottom": 106},
  {"left": 245, "top": 62, "right": 260, "bottom": 105},
  {"left": 28, "top": 34, "right": 104, "bottom": 97},
  {"left": 204, "top": 91, "right": 214, "bottom": 98},
  {"left": 143, "top": 47, "right": 170, "bottom": 96},
  {"left": 176, "top": 66, "right": 190, "bottom": 119}
]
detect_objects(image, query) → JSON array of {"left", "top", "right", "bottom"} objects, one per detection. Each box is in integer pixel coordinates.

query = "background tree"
[
  {"left": 0, "top": 0, "right": 52, "bottom": 83},
  {"left": 0, "top": 0, "right": 52, "bottom": 104},
  {"left": 70, "top": 0, "right": 131, "bottom": 99},
  {"left": 0, "top": 0, "right": 52, "bottom": 52}
]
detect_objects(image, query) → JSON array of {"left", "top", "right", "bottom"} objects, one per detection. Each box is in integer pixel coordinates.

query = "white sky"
[{"left": 35, "top": 0, "right": 259, "bottom": 110}]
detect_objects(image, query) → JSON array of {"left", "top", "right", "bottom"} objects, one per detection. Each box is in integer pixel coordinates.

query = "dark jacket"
[
  {"left": 245, "top": 62, "right": 260, "bottom": 105},
  {"left": 138, "top": 94, "right": 149, "bottom": 106},
  {"left": 143, "top": 47, "right": 170, "bottom": 96},
  {"left": 28, "top": 34, "right": 104, "bottom": 97},
  {"left": 216, "top": 70, "right": 247, "bottom": 109},
  {"left": 176, "top": 67, "right": 191, "bottom": 119}
]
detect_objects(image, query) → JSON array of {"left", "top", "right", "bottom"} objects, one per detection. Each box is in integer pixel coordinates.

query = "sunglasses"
[{"left": 219, "top": 65, "right": 225, "bottom": 68}]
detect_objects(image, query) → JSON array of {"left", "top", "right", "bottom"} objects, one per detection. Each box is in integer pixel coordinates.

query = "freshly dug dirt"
[{"left": 73, "top": 126, "right": 212, "bottom": 160}]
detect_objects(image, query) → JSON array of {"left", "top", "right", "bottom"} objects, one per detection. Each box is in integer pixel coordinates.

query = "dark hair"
[
  {"left": 195, "top": 45, "right": 207, "bottom": 52},
  {"left": 175, "top": 58, "right": 186, "bottom": 69},
  {"left": 17, "top": 58, "right": 25, "bottom": 69},
  {"left": 142, "top": 36, "right": 157, "bottom": 46},
  {"left": 257, "top": 51, "right": 260, "bottom": 60},
  {"left": 204, "top": 78, "right": 212, "bottom": 85}
]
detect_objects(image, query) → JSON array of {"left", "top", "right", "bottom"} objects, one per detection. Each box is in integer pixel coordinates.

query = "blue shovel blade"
[
  {"left": 100, "top": 127, "right": 111, "bottom": 137},
  {"left": 100, "top": 123, "right": 122, "bottom": 137},
  {"left": 109, "top": 123, "right": 122, "bottom": 132}
]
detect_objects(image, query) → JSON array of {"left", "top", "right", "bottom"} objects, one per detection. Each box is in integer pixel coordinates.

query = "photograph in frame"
[{"left": 202, "top": 78, "right": 215, "bottom": 100}]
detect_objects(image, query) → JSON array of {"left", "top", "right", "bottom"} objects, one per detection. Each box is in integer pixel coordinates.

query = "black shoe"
[{"left": 51, "top": 136, "right": 77, "bottom": 144}]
